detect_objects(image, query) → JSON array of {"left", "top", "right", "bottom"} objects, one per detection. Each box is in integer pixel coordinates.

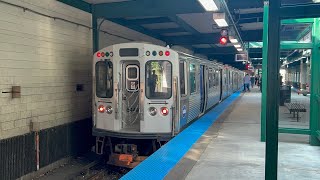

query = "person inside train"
[
  {"left": 243, "top": 74, "right": 251, "bottom": 92},
  {"left": 149, "top": 70, "right": 158, "bottom": 96}
]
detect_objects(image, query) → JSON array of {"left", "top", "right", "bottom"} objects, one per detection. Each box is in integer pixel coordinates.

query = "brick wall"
[{"left": 0, "top": 0, "right": 169, "bottom": 140}]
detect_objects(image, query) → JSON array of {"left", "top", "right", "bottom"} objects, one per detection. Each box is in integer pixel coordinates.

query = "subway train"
[{"left": 92, "top": 42, "right": 244, "bottom": 168}]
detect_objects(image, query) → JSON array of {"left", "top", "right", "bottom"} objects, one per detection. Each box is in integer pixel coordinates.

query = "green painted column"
[
  {"left": 92, "top": 5, "right": 99, "bottom": 53},
  {"left": 265, "top": 0, "right": 281, "bottom": 179},
  {"left": 261, "top": 1, "right": 269, "bottom": 142},
  {"left": 310, "top": 18, "right": 320, "bottom": 146}
]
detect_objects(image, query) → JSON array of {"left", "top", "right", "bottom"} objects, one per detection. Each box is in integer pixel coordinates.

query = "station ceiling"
[{"left": 58, "top": 0, "right": 315, "bottom": 69}]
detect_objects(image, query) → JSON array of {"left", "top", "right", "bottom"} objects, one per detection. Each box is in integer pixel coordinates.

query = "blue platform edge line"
[{"left": 121, "top": 91, "right": 241, "bottom": 180}]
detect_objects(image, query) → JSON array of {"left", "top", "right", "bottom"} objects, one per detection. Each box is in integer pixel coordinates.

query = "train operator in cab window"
[{"left": 149, "top": 70, "right": 158, "bottom": 96}]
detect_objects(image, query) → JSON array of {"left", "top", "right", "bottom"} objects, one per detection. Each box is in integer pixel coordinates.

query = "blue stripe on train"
[{"left": 121, "top": 91, "right": 241, "bottom": 180}]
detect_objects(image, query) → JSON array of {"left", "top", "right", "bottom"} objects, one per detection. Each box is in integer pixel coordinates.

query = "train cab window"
[
  {"left": 126, "top": 66, "right": 138, "bottom": 80},
  {"left": 189, "top": 64, "right": 196, "bottom": 94},
  {"left": 95, "top": 61, "right": 113, "bottom": 98},
  {"left": 145, "top": 61, "right": 172, "bottom": 99},
  {"left": 179, "top": 61, "right": 187, "bottom": 95},
  {"left": 126, "top": 65, "right": 139, "bottom": 91}
]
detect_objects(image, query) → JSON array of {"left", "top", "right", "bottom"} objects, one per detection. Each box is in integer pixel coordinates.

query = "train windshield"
[
  {"left": 145, "top": 60, "right": 172, "bottom": 99},
  {"left": 95, "top": 61, "right": 113, "bottom": 98}
]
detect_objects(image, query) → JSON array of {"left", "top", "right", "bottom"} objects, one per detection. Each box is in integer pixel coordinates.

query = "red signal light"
[{"left": 219, "top": 36, "right": 228, "bottom": 45}]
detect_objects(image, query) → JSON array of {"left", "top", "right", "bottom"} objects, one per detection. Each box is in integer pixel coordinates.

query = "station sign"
[{"left": 235, "top": 53, "right": 248, "bottom": 62}]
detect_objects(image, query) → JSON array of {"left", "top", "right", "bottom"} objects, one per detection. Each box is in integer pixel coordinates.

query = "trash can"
[{"left": 280, "top": 85, "right": 291, "bottom": 106}]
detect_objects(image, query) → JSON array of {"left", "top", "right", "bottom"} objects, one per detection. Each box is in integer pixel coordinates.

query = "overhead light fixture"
[
  {"left": 234, "top": 44, "right": 241, "bottom": 48},
  {"left": 198, "top": 0, "right": 219, "bottom": 11},
  {"left": 213, "top": 13, "right": 228, "bottom": 27},
  {"left": 229, "top": 37, "right": 238, "bottom": 43},
  {"left": 237, "top": 48, "right": 243, "bottom": 51}
]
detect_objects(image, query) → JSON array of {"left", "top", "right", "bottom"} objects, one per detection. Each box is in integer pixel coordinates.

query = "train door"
[
  {"left": 143, "top": 60, "right": 174, "bottom": 133},
  {"left": 200, "top": 65, "right": 206, "bottom": 113},
  {"left": 121, "top": 61, "right": 141, "bottom": 132},
  {"left": 179, "top": 61, "right": 188, "bottom": 127}
]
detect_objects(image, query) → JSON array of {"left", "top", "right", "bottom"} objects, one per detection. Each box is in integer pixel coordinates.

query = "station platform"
[{"left": 121, "top": 88, "right": 320, "bottom": 180}]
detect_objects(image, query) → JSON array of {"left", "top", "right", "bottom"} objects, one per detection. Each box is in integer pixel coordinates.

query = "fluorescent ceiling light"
[
  {"left": 198, "top": 0, "right": 219, "bottom": 11},
  {"left": 230, "top": 38, "right": 238, "bottom": 43},
  {"left": 214, "top": 19, "right": 228, "bottom": 27},
  {"left": 234, "top": 44, "right": 241, "bottom": 48},
  {"left": 213, "top": 13, "right": 228, "bottom": 27},
  {"left": 237, "top": 48, "right": 243, "bottom": 51}
]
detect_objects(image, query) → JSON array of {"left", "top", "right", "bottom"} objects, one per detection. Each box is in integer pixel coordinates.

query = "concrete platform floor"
[{"left": 167, "top": 87, "right": 320, "bottom": 180}]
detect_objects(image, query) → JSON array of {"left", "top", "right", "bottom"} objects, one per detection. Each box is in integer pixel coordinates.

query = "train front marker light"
[
  {"left": 98, "top": 105, "right": 105, "bottom": 113},
  {"left": 106, "top": 106, "right": 113, "bottom": 114},
  {"left": 160, "top": 107, "right": 169, "bottom": 116},
  {"left": 149, "top": 107, "right": 157, "bottom": 116}
]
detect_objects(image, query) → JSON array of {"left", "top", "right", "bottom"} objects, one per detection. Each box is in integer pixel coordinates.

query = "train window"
[
  {"left": 145, "top": 61, "right": 172, "bottom": 99},
  {"left": 179, "top": 61, "right": 187, "bottom": 95},
  {"left": 126, "top": 65, "right": 139, "bottom": 80},
  {"left": 95, "top": 61, "right": 113, "bottom": 98},
  {"left": 208, "top": 72, "right": 213, "bottom": 88},
  {"left": 216, "top": 72, "right": 220, "bottom": 86},
  {"left": 190, "top": 64, "right": 196, "bottom": 94}
]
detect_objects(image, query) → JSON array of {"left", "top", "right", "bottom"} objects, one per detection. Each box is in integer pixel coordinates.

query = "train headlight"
[
  {"left": 149, "top": 107, "right": 157, "bottom": 116},
  {"left": 106, "top": 106, "right": 113, "bottom": 114},
  {"left": 98, "top": 105, "right": 105, "bottom": 113},
  {"left": 160, "top": 107, "right": 169, "bottom": 116}
]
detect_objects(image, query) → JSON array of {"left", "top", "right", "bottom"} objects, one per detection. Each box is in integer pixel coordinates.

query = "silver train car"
[{"left": 92, "top": 43, "right": 243, "bottom": 167}]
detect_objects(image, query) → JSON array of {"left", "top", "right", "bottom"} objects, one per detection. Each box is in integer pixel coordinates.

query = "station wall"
[
  {"left": 0, "top": 0, "right": 195, "bottom": 179},
  {"left": 0, "top": 0, "right": 168, "bottom": 140}
]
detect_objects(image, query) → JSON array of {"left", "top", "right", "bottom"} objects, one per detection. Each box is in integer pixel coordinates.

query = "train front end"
[{"left": 92, "top": 43, "right": 179, "bottom": 168}]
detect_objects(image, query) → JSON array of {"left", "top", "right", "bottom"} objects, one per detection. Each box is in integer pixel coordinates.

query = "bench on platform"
[{"left": 284, "top": 103, "right": 307, "bottom": 121}]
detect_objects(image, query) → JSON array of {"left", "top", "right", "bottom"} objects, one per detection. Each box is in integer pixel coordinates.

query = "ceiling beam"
[
  {"left": 57, "top": 0, "right": 91, "bottom": 13},
  {"left": 238, "top": 17, "right": 263, "bottom": 24},
  {"left": 94, "top": 0, "right": 204, "bottom": 19},
  {"left": 228, "top": 0, "right": 263, "bottom": 9},
  {"left": 164, "top": 33, "right": 221, "bottom": 45},
  {"left": 195, "top": 47, "right": 237, "bottom": 54},
  {"left": 280, "top": 3, "right": 320, "bottom": 19},
  {"left": 123, "top": 17, "right": 172, "bottom": 25},
  {"left": 168, "top": 15, "right": 199, "bottom": 34},
  {"left": 152, "top": 28, "right": 187, "bottom": 34},
  {"left": 108, "top": 18, "right": 164, "bottom": 40},
  {"left": 240, "top": 30, "right": 263, "bottom": 41}
]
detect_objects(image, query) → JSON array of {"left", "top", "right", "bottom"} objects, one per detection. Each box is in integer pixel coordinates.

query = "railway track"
[{"left": 36, "top": 153, "right": 130, "bottom": 180}]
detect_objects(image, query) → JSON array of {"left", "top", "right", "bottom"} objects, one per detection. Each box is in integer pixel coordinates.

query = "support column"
[
  {"left": 265, "top": 0, "right": 281, "bottom": 179},
  {"left": 310, "top": 18, "right": 320, "bottom": 146},
  {"left": 92, "top": 5, "right": 99, "bottom": 53},
  {"left": 261, "top": 1, "right": 269, "bottom": 142},
  {"left": 307, "top": 57, "right": 311, "bottom": 87},
  {"left": 300, "top": 58, "right": 307, "bottom": 89}
]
